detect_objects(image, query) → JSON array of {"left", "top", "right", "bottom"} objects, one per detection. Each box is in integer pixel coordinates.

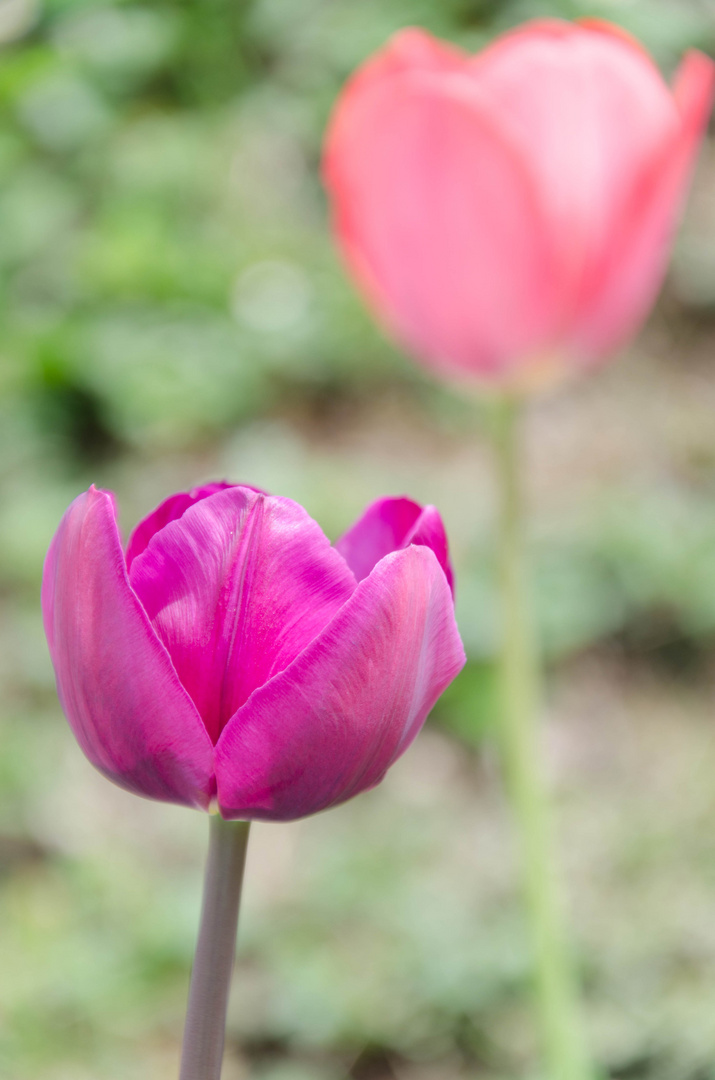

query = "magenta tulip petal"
[
  {"left": 407, "top": 505, "right": 455, "bottom": 594},
  {"left": 125, "top": 482, "right": 264, "bottom": 569},
  {"left": 215, "top": 545, "right": 466, "bottom": 821},
  {"left": 129, "top": 488, "right": 357, "bottom": 745},
  {"left": 41, "top": 487, "right": 214, "bottom": 808},
  {"left": 335, "top": 496, "right": 454, "bottom": 593},
  {"left": 335, "top": 496, "right": 421, "bottom": 579}
]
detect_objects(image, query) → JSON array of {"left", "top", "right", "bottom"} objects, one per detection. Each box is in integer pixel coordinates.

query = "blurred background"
[{"left": 2, "top": 0, "right": 715, "bottom": 1077}]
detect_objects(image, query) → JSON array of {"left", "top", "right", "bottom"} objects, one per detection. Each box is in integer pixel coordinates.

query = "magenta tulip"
[
  {"left": 323, "top": 19, "right": 715, "bottom": 386},
  {"left": 42, "top": 484, "right": 464, "bottom": 821}
]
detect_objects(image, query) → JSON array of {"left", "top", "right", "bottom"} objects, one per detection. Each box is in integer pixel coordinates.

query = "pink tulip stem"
[
  {"left": 179, "top": 815, "right": 251, "bottom": 1080},
  {"left": 493, "top": 395, "right": 591, "bottom": 1080}
]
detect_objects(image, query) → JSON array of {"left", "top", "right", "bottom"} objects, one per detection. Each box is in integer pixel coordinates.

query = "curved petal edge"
[
  {"left": 215, "top": 545, "right": 466, "bottom": 821},
  {"left": 42, "top": 487, "right": 215, "bottom": 809},
  {"left": 335, "top": 496, "right": 454, "bottom": 593}
]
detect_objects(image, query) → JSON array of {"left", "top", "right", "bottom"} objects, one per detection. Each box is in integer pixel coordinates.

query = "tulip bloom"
[
  {"left": 42, "top": 484, "right": 464, "bottom": 821},
  {"left": 323, "top": 19, "right": 715, "bottom": 385}
]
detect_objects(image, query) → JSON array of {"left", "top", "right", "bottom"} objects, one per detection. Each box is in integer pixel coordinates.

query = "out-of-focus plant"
[
  {"left": 3, "top": 1, "right": 715, "bottom": 1076},
  {"left": 323, "top": 18, "right": 715, "bottom": 1080},
  {"left": 41, "top": 482, "right": 464, "bottom": 1077}
]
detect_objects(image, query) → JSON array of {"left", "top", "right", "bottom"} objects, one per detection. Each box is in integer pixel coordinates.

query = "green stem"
[
  {"left": 493, "top": 395, "right": 590, "bottom": 1080},
  {"left": 179, "top": 815, "right": 251, "bottom": 1080}
]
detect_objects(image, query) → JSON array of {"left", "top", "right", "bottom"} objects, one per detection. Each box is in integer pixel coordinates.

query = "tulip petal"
[
  {"left": 408, "top": 505, "right": 455, "bottom": 595},
  {"left": 125, "top": 482, "right": 263, "bottom": 569},
  {"left": 323, "top": 29, "right": 561, "bottom": 379},
  {"left": 41, "top": 487, "right": 214, "bottom": 808},
  {"left": 469, "top": 19, "right": 680, "bottom": 310},
  {"left": 335, "top": 496, "right": 454, "bottom": 593},
  {"left": 129, "top": 488, "right": 357, "bottom": 744},
  {"left": 572, "top": 48, "right": 715, "bottom": 360},
  {"left": 339, "top": 25, "right": 466, "bottom": 88},
  {"left": 215, "top": 545, "right": 466, "bottom": 821}
]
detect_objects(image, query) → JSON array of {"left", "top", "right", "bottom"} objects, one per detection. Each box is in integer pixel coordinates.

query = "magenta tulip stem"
[
  {"left": 179, "top": 815, "right": 250, "bottom": 1080},
  {"left": 493, "top": 396, "right": 591, "bottom": 1080}
]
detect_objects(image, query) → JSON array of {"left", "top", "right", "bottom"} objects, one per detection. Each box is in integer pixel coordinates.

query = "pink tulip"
[
  {"left": 323, "top": 19, "right": 715, "bottom": 386},
  {"left": 42, "top": 484, "right": 464, "bottom": 821}
]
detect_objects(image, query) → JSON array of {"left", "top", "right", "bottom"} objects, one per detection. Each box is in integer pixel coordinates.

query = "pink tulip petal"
[
  {"left": 572, "top": 48, "right": 715, "bottom": 360},
  {"left": 125, "top": 482, "right": 265, "bottom": 569},
  {"left": 469, "top": 20, "right": 682, "bottom": 328},
  {"left": 325, "top": 21, "right": 713, "bottom": 381},
  {"left": 335, "top": 496, "right": 454, "bottom": 593},
  {"left": 129, "top": 488, "right": 357, "bottom": 745},
  {"left": 576, "top": 17, "right": 656, "bottom": 60},
  {"left": 323, "top": 29, "right": 562, "bottom": 379},
  {"left": 41, "top": 487, "right": 214, "bottom": 808},
  {"left": 215, "top": 545, "right": 466, "bottom": 821},
  {"left": 340, "top": 25, "right": 466, "bottom": 89}
]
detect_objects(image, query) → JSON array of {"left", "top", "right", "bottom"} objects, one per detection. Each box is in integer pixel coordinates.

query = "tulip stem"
[
  {"left": 179, "top": 815, "right": 250, "bottom": 1080},
  {"left": 493, "top": 395, "right": 591, "bottom": 1080}
]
